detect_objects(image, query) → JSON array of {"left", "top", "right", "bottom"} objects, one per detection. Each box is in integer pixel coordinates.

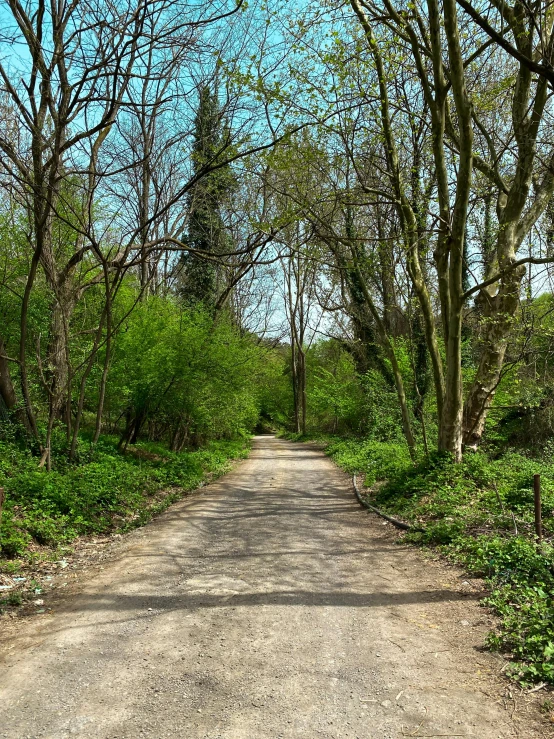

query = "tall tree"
[{"left": 180, "top": 86, "right": 236, "bottom": 308}]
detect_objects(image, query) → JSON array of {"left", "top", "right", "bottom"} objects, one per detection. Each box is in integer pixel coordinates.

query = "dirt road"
[{"left": 0, "top": 436, "right": 545, "bottom": 738}]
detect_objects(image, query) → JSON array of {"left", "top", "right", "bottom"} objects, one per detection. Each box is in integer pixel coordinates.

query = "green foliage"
[
  {"left": 255, "top": 345, "right": 293, "bottom": 430},
  {"left": 0, "top": 435, "right": 249, "bottom": 561},
  {"left": 324, "top": 437, "right": 413, "bottom": 484},
  {"left": 359, "top": 370, "right": 407, "bottom": 441},
  {"left": 274, "top": 338, "right": 411, "bottom": 439},
  {"left": 103, "top": 298, "right": 271, "bottom": 446},
  {"left": 179, "top": 85, "right": 236, "bottom": 307},
  {"left": 306, "top": 342, "right": 365, "bottom": 433}
]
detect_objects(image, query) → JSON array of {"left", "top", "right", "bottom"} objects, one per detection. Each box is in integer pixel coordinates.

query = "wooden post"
[{"left": 534, "top": 474, "right": 542, "bottom": 544}]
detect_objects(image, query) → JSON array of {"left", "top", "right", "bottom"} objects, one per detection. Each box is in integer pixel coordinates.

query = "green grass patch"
[{"left": 0, "top": 436, "right": 250, "bottom": 565}]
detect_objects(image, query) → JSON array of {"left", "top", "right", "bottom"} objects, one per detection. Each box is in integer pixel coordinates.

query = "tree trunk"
[
  {"left": 0, "top": 487, "right": 4, "bottom": 536},
  {"left": 46, "top": 285, "right": 76, "bottom": 423},
  {"left": 439, "top": 302, "right": 464, "bottom": 460},
  {"left": 298, "top": 347, "right": 307, "bottom": 435},
  {"left": 0, "top": 336, "right": 31, "bottom": 433},
  {"left": 69, "top": 308, "right": 108, "bottom": 459},
  {"left": 93, "top": 290, "right": 113, "bottom": 444},
  {"left": 387, "top": 342, "right": 417, "bottom": 458},
  {"left": 462, "top": 57, "right": 550, "bottom": 447},
  {"left": 352, "top": 261, "right": 417, "bottom": 459},
  {"left": 0, "top": 337, "right": 18, "bottom": 412},
  {"left": 290, "top": 343, "right": 300, "bottom": 433},
  {"left": 463, "top": 263, "right": 525, "bottom": 447},
  {"left": 19, "top": 247, "right": 42, "bottom": 443}
]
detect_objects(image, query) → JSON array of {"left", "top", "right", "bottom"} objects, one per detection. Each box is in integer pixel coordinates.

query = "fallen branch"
[{"left": 353, "top": 474, "right": 425, "bottom": 533}]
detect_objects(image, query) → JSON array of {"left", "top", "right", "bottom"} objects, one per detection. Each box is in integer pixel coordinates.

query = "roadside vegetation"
[
  {"left": 0, "top": 436, "right": 249, "bottom": 563},
  {"left": 3, "top": 0, "right": 554, "bottom": 693},
  {"left": 0, "top": 280, "right": 278, "bottom": 570}
]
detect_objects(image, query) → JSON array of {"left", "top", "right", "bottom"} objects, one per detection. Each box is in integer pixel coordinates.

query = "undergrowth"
[
  {"left": 0, "top": 435, "right": 249, "bottom": 567},
  {"left": 289, "top": 432, "right": 554, "bottom": 686}
]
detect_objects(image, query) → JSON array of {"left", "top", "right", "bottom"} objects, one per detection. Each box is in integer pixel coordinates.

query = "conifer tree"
[{"left": 180, "top": 85, "right": 235, "bottom": 308}]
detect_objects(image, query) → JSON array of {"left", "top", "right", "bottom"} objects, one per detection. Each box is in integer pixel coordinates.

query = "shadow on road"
[{"left": 30, "top": 436, "right": 476, "bottom": 637}]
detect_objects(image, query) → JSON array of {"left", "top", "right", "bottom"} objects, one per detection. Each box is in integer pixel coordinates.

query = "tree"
[
  {"left": 281, "top": 233, "right": 317, "bottom": 435},
  {"left": 342, "top": 0, "right": 554, "bottom": 458},
  {"left": 0, "top": 0, "right": 153, "bottom": 463},
  {"left": 0, "top": 0, "right": 278, "bottom": 465},
  {"left": 179, "top": 86, "right": 236, "bottom": 308},
  {"left": 263, "top": 124, "right": 419, "bottom": 455}
]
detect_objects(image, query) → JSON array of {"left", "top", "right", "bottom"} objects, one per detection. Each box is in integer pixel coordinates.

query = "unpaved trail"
[{"left": 0, "top": 436, "right": 546, "bottom": 738}]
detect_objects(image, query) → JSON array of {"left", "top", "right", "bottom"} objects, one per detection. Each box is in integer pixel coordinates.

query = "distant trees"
[
  {"left": 257, "top": 0, "right": 554, "bottom": 457},
  {"left": 281, "top": 233, "right": 318, "bottom": 435}
]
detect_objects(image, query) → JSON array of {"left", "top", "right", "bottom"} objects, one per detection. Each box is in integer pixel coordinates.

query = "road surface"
[{"left": 0, "top": 436, "right": 543, "bottom": 738}]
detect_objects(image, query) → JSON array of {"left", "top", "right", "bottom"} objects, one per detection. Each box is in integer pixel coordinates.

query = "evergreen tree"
[{"left": 180, "top": 85, "right": 235, "bottom": 308}]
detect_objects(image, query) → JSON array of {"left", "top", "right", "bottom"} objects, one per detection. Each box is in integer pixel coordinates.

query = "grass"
[
  {"left": 286, "top": 432, "right": 554, "bottom": 686},
  {"left": 0, "top": 434, "right": 250, "bottom": 570}
]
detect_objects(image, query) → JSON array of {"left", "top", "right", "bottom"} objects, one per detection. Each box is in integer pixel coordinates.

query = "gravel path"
[{"left": 0, "top": 436, "right": 545, "bottom": 738}]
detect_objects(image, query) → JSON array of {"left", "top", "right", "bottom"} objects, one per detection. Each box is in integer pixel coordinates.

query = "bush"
[{"left": 325, "top": 438, "right": 413, "bottom": 484}]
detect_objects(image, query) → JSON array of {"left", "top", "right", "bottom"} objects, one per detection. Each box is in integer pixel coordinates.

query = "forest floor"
[{"left": 0, "top": 436, "right": 550, "bottom": 738}]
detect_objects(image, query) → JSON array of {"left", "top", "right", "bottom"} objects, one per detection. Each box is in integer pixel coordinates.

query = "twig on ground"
[
  {"left": 402, "top": 706, "right": 427, "bottom": 736},
  {"left": 388, "top": 638, "right": 406, "bottom": 652}
]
